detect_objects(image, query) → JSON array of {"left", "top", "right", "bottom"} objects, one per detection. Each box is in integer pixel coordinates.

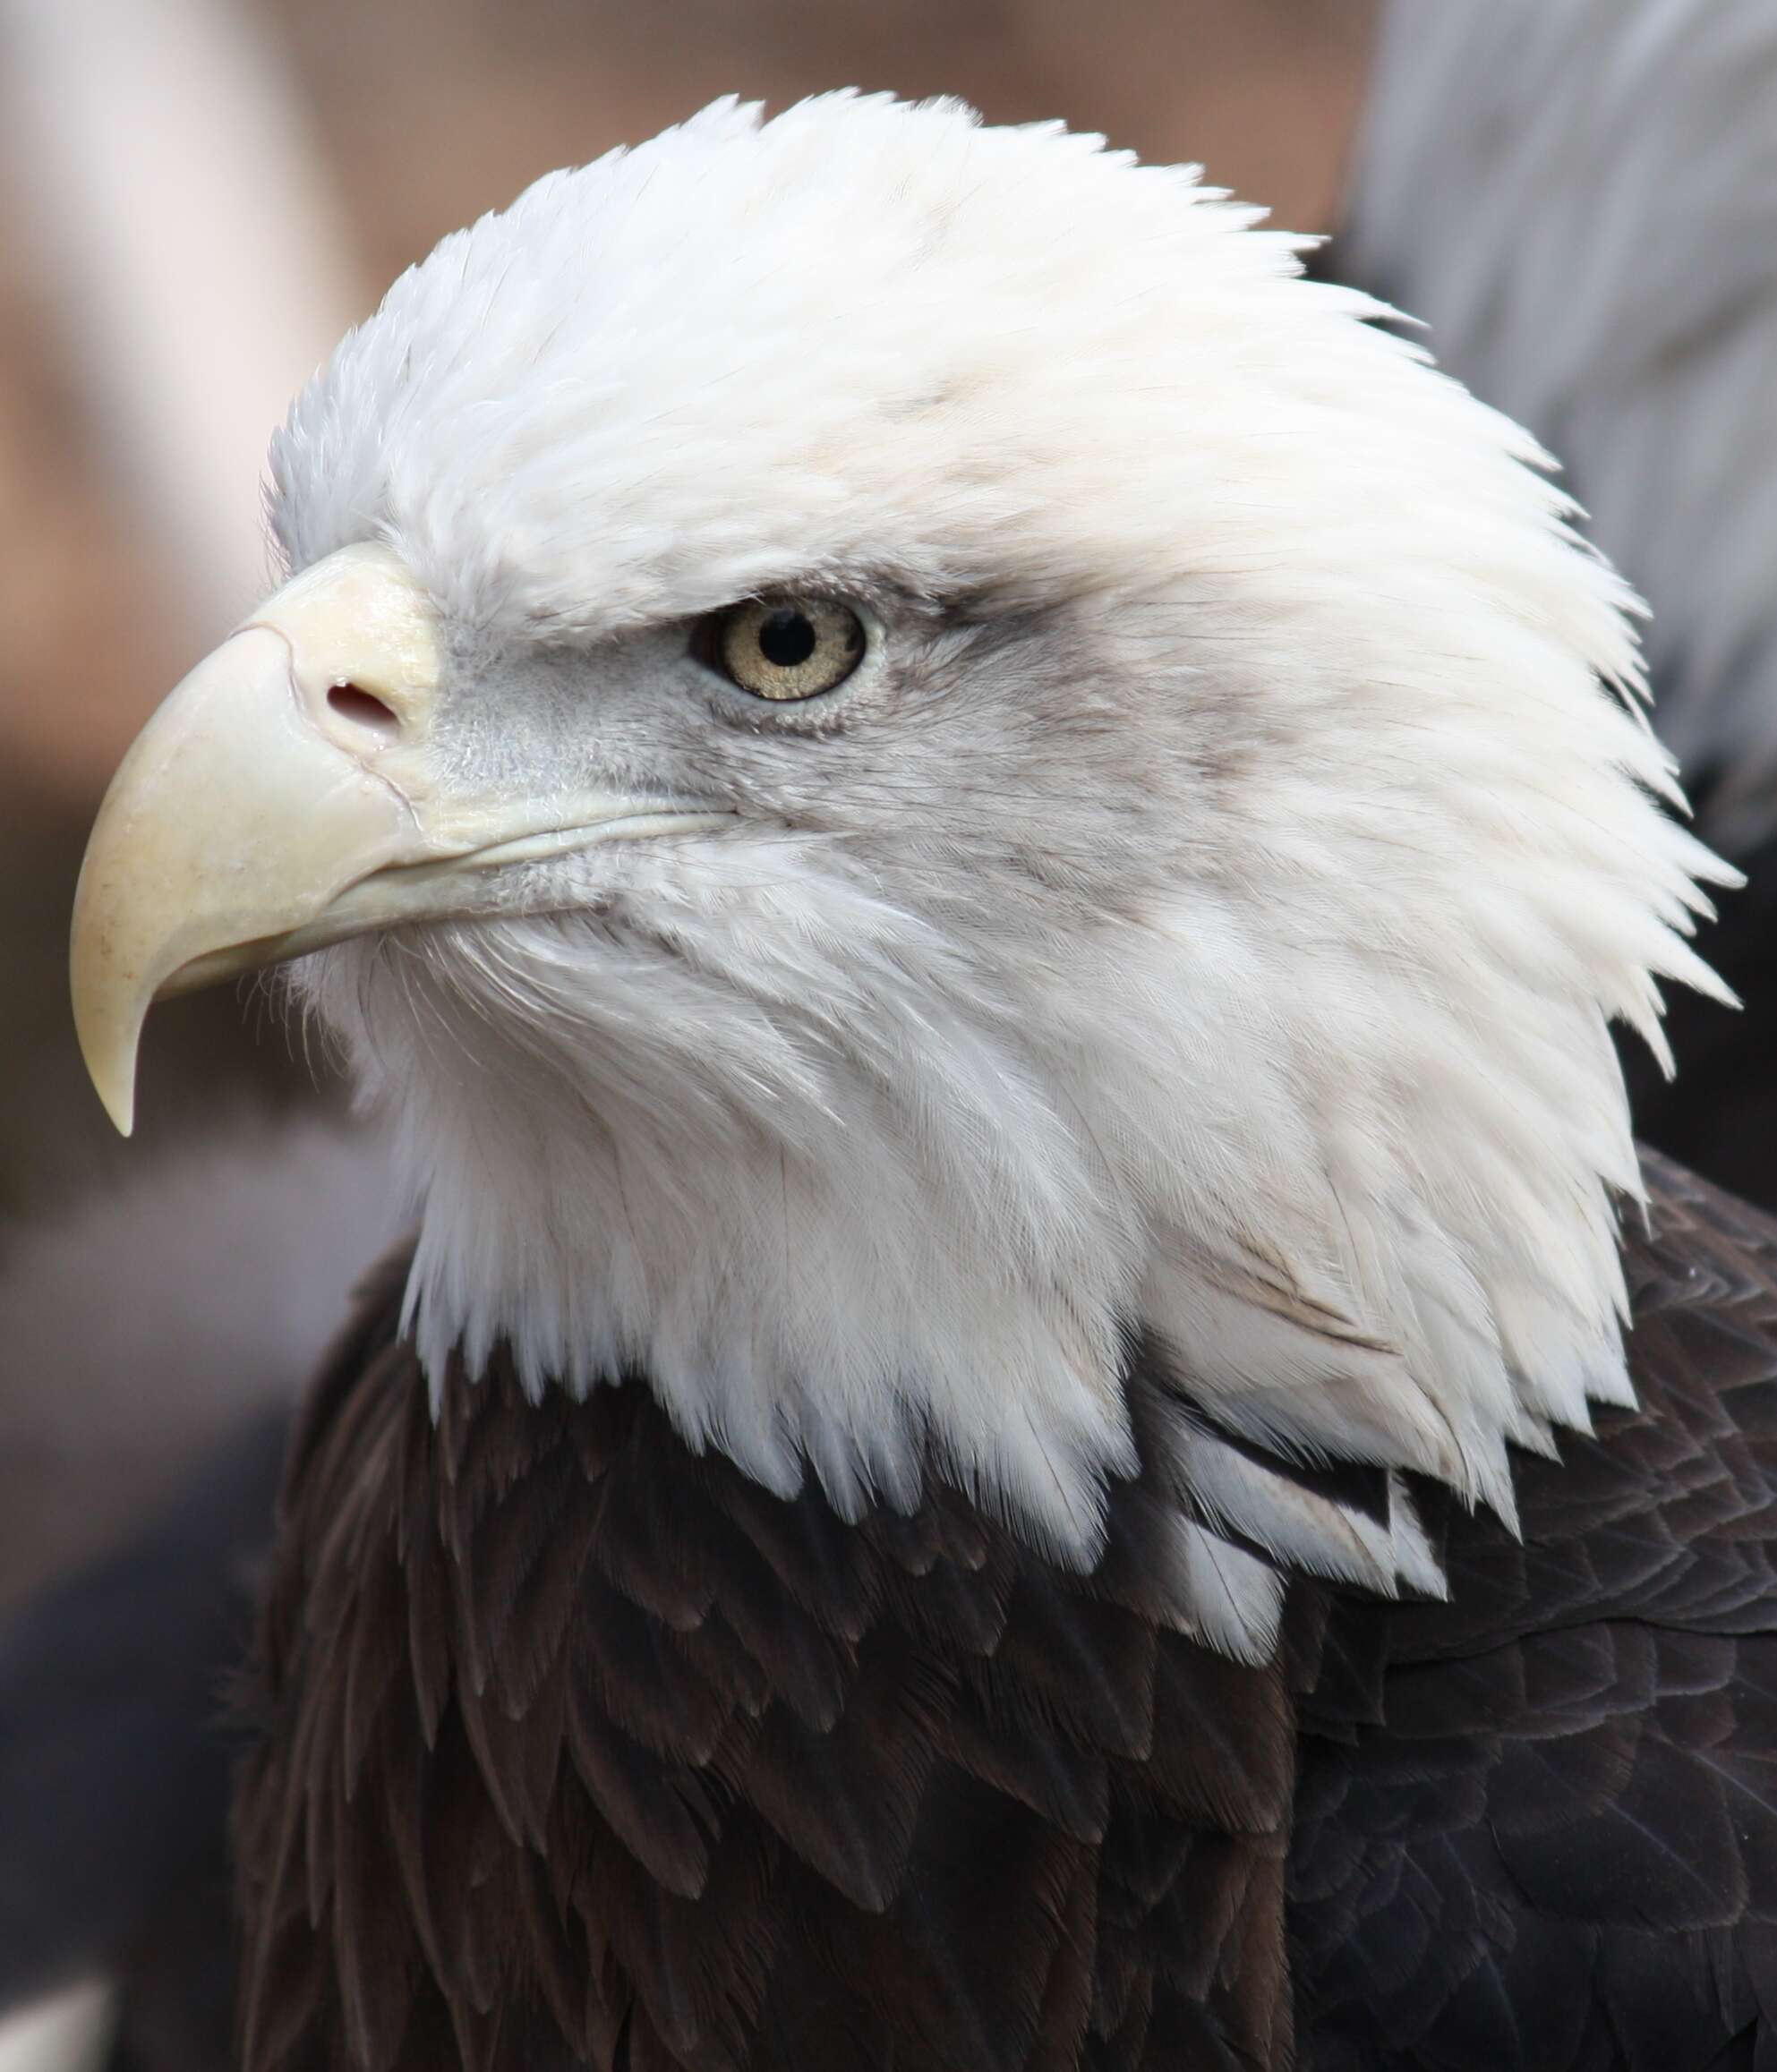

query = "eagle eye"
[{"left": 699, "top": 596, "right": 867, "bottom": 702}]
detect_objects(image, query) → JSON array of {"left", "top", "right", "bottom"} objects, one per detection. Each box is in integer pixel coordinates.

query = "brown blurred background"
[{"left": 0, "top": 0, "right": 1372, "bottom": 1601}]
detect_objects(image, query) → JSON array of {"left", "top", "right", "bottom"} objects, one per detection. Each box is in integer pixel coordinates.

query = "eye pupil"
[{"left": 757, "top": 609, "right": 817, "bottom": 669}]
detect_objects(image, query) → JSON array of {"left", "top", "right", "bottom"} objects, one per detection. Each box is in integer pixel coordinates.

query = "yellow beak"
[{"left": 70, "top": 543, "right": 724, "bottom": 1134}]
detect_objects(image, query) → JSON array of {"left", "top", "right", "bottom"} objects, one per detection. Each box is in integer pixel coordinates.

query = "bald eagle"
[{"left": 64, "top": 95, "right": 1777, "bottom": 2071}]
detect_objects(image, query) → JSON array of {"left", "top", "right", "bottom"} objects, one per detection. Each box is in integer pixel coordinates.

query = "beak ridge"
[{"left": 69, "top": 545, "right": 442, "bottom": 1134}]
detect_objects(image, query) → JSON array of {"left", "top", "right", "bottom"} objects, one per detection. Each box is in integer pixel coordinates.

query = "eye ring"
[{"left": 696, "top": 595, "right": 867, "bottom": 702}]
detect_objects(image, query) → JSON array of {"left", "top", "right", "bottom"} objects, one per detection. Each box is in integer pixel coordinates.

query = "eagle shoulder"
[{"left": 1290, "top": 1152, "right": 1777, "bottom": 2069}]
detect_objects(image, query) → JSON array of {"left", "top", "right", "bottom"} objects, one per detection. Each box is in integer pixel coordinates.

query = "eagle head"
[{"left": 71, "top": 95, "right": 1732, "bottom": 1623}]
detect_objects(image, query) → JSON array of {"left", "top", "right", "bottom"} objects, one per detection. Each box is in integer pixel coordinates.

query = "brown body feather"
[
  {"left": 1293, "top": 1154, "right": 1777, "bottom": 2068},
  {"left": 235, "top": 1154, "right": 1777, "bottom": 2070}
]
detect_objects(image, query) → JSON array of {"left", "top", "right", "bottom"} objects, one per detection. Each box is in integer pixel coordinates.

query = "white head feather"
[{"left": 271, "top": 94, "right": 1732, "bottom": 1647}]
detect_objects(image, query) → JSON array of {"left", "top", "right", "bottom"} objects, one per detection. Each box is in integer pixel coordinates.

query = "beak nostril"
[{"left": 327, "top": 682, "right": 400, "bottom": 738}]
